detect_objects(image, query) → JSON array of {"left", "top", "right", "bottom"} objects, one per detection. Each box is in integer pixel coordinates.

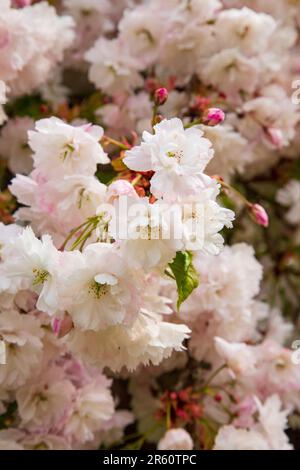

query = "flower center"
[
  {"left": 77, "top": 187, "right": 91, "bottom": 209},
  {"left": 32, "top": 268, "right": 49, "bottom": 286},
  {"left": 60, "top": 142, "right": 76, "bottom": 161},
  {"left": 88, "top": 280, "right": 109, "bottom": 299},
  {"left": 167, "top": 149, "right": 183, "bottom": 162},
  {"left": 275, "top": 357, "right": 288, "bottom": 369},
  {"left": 137, "top": 29, "right": 155, "bottom": 45}
]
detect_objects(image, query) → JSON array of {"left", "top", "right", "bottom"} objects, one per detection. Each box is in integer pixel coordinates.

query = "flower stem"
[
  {"left": 202, "top": 364, "right": 227, "bottom": 390},
  {"left": 151, "top": 104, "right": 158, "bottom": 129},
  {"left": 59, "top": 220, "right": 90, "bottom": 251},
  {"left": 131, "top": 174, "right": 142, "bottom": 186},
  {"left": 102, "top": 135, "right": 130, "bottom": 151},
  {"left": 184, "top": 119, "right": 202, "bottom": 129},
  {"left": 216, "top": 177, "right": 250, "bottom": 206}
]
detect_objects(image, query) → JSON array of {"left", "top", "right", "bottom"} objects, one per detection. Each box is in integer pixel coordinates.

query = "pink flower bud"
[
  {"left": 249, "top": 203, "right": 269, "bottom": 227},
  {"left": 52, "top": 315, "right": 73, "bottom": 338},
  {"left": 154, "top": 88, "right": 168, "bottom": 106},
  {"left": 12, "top": 0, "right": 31, "bottom": 7},
  {"left": 52, "top": 318, "right": 60, "bottom": 335},
  {"left": 266, "top": 127, "right": 284, "bottom": 149},
  {"left": 203, "top": 108, "right": 225, "bottom": 126}
]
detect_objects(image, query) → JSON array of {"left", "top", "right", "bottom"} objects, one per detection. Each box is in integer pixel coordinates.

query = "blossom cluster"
[{"left": 0, "top": 0, "right": 299, "bottom": 451}]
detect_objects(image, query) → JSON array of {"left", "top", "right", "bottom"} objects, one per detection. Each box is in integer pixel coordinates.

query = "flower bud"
[
  {"left": 249, "top": 203, "right": 269, "bottom": 227},
  {"left": 154, "top": 88, "right": 168, "bottom": 106},
  {"left": 214, "top": 393, "right": 222, "bottom": 403},
  {"left": 266, "top": 127, "right": 284, "bottom": 149},
  {"left": 52, "top": 315, "right": 73, "bottom": 338},
  {"left": 12, "top": 0, "right": 31, "bottom": 7},
  {"left": 203, "top": 107, "right": 225, "bottom": 126}
]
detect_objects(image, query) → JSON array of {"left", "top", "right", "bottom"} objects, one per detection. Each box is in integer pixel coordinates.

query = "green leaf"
[
  {"left": 5, "top": 94, "right": 44, "bottom": 120},
  {"left": 291, "top": 158, "right": 300, "bottom": 181},
  {"left": 168, "top": 251, "right": 199, "bottom": 310},
  {"left": 0, "top": 401, "right": 17, "bottom": 430},
  {"left": 79, "top": 91, "right": 104, "bottom": 123},
  {"left": 96, "top": 166, "right": 117, "bottom": 185}
]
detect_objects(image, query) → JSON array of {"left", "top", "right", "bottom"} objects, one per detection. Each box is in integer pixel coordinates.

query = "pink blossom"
[{"left": 106, "top": 180, "right": 138, "bottom": 202}]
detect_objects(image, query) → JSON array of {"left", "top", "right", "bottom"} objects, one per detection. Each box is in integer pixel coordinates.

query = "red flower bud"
[
  {"left": 39, "top": 104, "right": 48, "bottom": 114},
  {"left": 176, "top": 409, "right": 188, "bottom": 421},
  {"left": 12, "top": 0, "right": 31, "bottom": 6},
  {"left": 214, "top": 393, "right": 222, "bottom": 403},
  {"left": 154, "top": 88, "right": 168, "bottom": 106},
  {"left": 203, "top": 108, "right": 225, "bottom": 126},
  {"left": 178, "top": 390, "right": 189, "bottom": 402}
]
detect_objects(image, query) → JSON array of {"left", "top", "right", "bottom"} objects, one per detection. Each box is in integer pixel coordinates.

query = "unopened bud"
[
  {"left": 52, "top": 315, "right": 73, "bottom": 338},
  {"left": 12, "top": 0, "right": 31, "bottom": 7},
  {"left": 39, "top": 104, "right": 48, "bottom": 114},
  {"left": 154, "top": 88, "right": 168, "bottom": 106},
  {"left": 249, "top": 203, "right": 269, "bottom": 228},
  {"left": 266, "top": 127, "right": 284, "bottom": 149},
  {"left": 203, "top": 107, "right": 225, "bottom": 126},
  {"left": 214, "top": 393, "right": 222, "bottom": 403}
]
